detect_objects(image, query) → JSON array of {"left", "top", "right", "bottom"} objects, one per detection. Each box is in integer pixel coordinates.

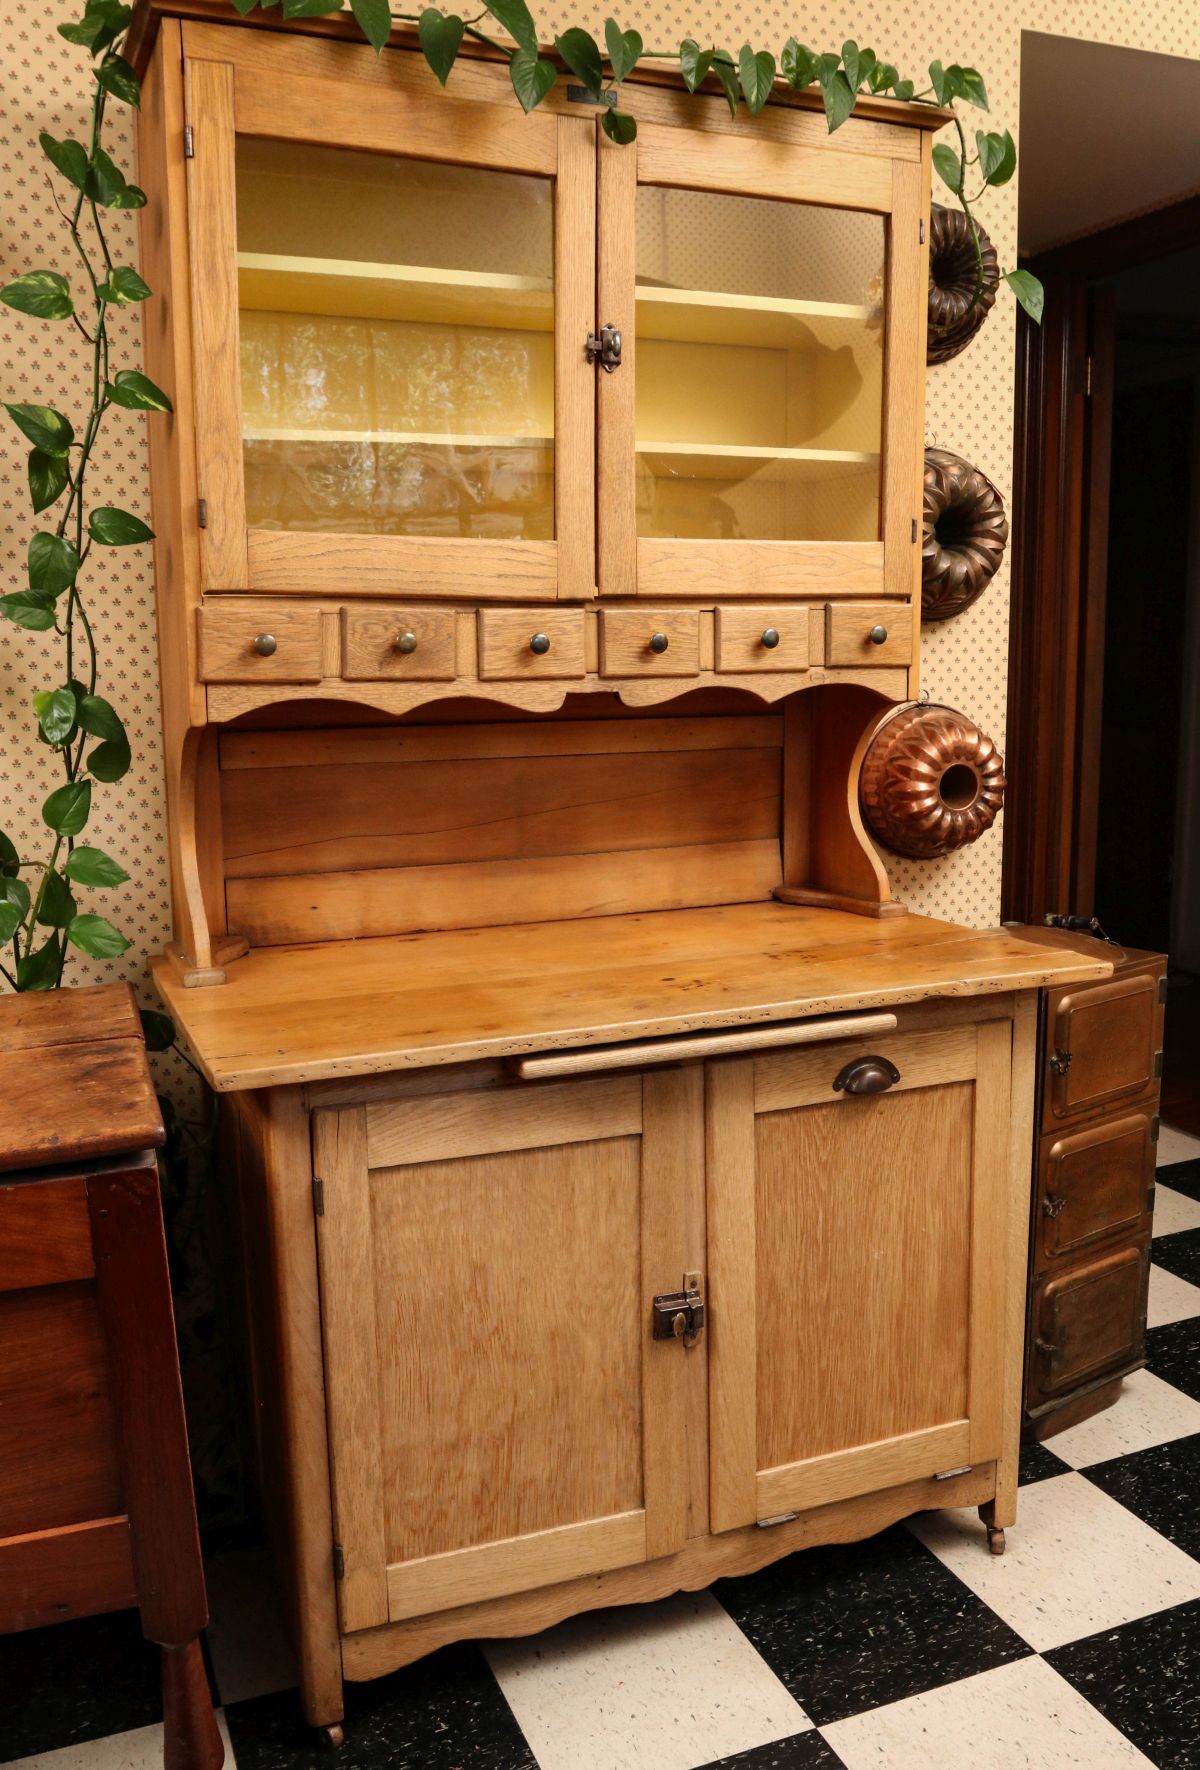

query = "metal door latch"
[
  {"left": 1049, "top": 1048, "right": 1072, "bottom": 1075},
  {"left": 652, "top": 1278, "right": 704, "bottom": 1346},
  {"left": 586, "top": 323, "right": 623, "bottom": 372},
  {"left": 1042, "top": 1193, "right": 1066, "bottom": 1218}
]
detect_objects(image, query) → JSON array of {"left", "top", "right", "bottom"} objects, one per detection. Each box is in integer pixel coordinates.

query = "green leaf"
[
  {"left": 928, "top": 60, "right": 951, "bottom": 105},
  {"left": 0, "top": 592, "right": 56, "bottom": 631},
  {"left": 96, "top": 52, "right": 140, "bottom": 106},
  {"left": 557, "top": 26, "right": 602, "bottom": 94},
  {"left": 0, "top": 879, "right": 29, "bottom": 945},
  {"left": 604, "top": 17, "right": 642, "bottom": 83},
  {"left": 737, "top": 44, "right": 775, "bottom": 114},
  {"left": 281, "top": 0, "right": 346, "bottom": 15},
  {"left": 28, "top": 450, "right": 70, "bottom": 514},
  {"left": 852, "top": 46, "right": 877, "bottom": 92},
  {"left": 105, "top": 369, "right": 173, "bottom": 413},
  {"left": 87, "top": 143, "right": 129, "bottom": 205},
  {"left": 600, "top": 108, "right": 637, "bottom": 144},
  {"left": 1006, "top": 268, "right": 1045, "bottom": 324},
  {"left": 43, "top": 780, "right": 92, "bottom": 837},
  {"left": 781, "top": 39, "right": 816, "bottom": 89},
  {"left": 509, "top": 46, "right": 556, "bottom": 112},
  {"left": 485, "top": 0, "right": 536, "bottom": 51},
  {"left": 87, "top": 735, "right": 132, "bottom": 782},
  {"left": 6, "top": 403, "right": 73, "bottom": 454},
  {"left": 711, "top": 52, "right": 739, "bottom": 116},
  {"left": 66, "top": 844, "right": 130, "bottom": 887},
  {"left": 109, "top": 181, "right": 147, "bottom": 210},
  {"left": 893, "top": 78, "right": 914, "bottom": 101},
  {"left": 0, "top": 833, "right": 19, "bottom": 878},
  {"left": 932, "top": 142, "right": 963, "bottom": 192},
  {"left": 98, "top": 265, "right": 151, "bottom": 304},
  {"left": 37, "top": 869, "right": 77, "bottom": 929},
  {"left": 58, "top": 0, "right": 133, "bottom": 54},
  {"left": 88, "top": 506, "right": 154, "bottom": 545},
  {"left": 33, "top": 686, "right": 78, "bottom": 746},
  {"left": 140, "top": 1008, "right": 176, "bottom": 1051},
  {"left": 226, "top": 0, "right": 260, "bottom": 15},
  {"left": 679, "top": 39, "right": 714, "bottom": 94},
  {"left": 28, "top": 534, "right": 79, "bottom": 597},
  {"left": 349, "top": 0, "right": 391, "bottom": 51},
  {"left": 840, "top": 39, "right": 861, "bottom": 89},
  {"left": 979, "top": 127, "right": 1016, "bottom": 187},
  {"left": 959, "top": 66, "right": 988, "bottom": 109},
  {"left": 17, "top": 935, "right": 61, "bottom": 992},
  {"left": 78, "top": 695, "right": 125, "bottom": 740},
  {"left": 39, "top": 132, "right": 89, "bottom": 190},
  {"left": 418, "top": 9, "right": 465, "bottom": 85},
  {"left": 868, "top": 60, "right": 897, "bottom": 93},
  {"left": 820, "top": 68, "right": 856, "bottom": 132},
  {"left": 0, "top": 271, "right": 74, "bottom": 321},
  {"left": 67, "top": 913, "right": 130, "bottom": 959}
]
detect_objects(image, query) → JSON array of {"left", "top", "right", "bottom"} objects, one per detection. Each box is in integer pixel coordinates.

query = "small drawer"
[
  {"left": 342, "top": 607, "right": 457, "bottom": 681},
  {"left": 1027, "top": 1241, "right": 1148, "bottom": 1409},
  {"left": 715, "top": 605, "right": 809, "bottom": 673},
  {"left": 477, "top": 610, "right": 586, "bottom": 680},
  {"left": 599, "top": 610, "right": 699, "bottom": 678},
  {"left": 1043, "top": 970, "right": 1163, "bottom": 1127},
  {"left": 1035, "top": 1112, "right": 1154, "bottom": 1274},
  {"left": 198, "top": 601, "right": 322, "bottom": 683},
  {"left": 825, "top": 602, "right": 913, "bottom": 668}
]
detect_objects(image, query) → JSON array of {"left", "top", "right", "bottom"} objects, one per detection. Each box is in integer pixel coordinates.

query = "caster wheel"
[
  {"left": 987, "top": 1525, "right": 1006, "bottom": 1556},
  {"left": 317, "top": 1724, "right": 345, "bottom": 1749}
]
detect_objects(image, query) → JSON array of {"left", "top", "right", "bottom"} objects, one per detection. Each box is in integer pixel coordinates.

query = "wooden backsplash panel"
[{"left": 220, "top": 714, "right": 785, "bottom": 945}]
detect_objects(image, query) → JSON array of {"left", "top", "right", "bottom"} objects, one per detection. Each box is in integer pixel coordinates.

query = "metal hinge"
[
  {"left": 183, "top": 123, "right": 195, "bottom": 159},
  {"left": 197, "top": 497, "right": 208, "bottom": 530},
  {"left": 1151, "top": 1114, "right": 1161, "bottom": 1144},
  {"left": 758, "top": 1511, "right": 798, "bottom": 1528},
  {"left": 1085, "top": 354, "right": 1093, "bottom": 397},
  {"left": 1049, "top": 1048, "right": 1072, "bottom": 1075},
  {"left": 332, "top": 1542, "right": 344, "bottom": 1580},
  {"left": 935, "top": 1465, "right": 973, "bottom": 1481},
  {"left": 1153, "top": 1049, "right": 1163, "bottom": 1080},
  {"left": 1158, "top": 975, "right": 1169, "bottom": 1005},
  {"left": 919, "top": 217, "right": 926, "bottom": 244},
  {"left": 313, "top": 1176, "right": 325, "bottom": 1217},
  {"left": 911, "top": 516, "right": 918, "bottom": 543}
]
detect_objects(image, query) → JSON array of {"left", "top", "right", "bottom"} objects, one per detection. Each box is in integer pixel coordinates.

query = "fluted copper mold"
[
  {"left": 860, "top": 704, "right": 1006, "bottom": 860},
  {"left": 922, "top": 446, "right": 1009, "bottom": 621},
  {"left": 927, "top": 205, "right": 1000, "bottom": 365}
]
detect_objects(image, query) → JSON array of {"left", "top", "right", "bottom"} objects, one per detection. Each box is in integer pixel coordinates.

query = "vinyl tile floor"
[{"left": 6, "top": 1133, "right": 1200, "bottom": 1770}]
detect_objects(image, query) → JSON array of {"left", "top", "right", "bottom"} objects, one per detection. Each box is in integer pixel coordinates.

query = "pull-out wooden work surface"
[{"left": 153, "top": 902, "right": 1111, "bottom": 1090}]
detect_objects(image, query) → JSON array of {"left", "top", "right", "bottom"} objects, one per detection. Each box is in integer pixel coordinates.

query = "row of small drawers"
[{"left": 197, "top": 600, "right": 914, "bottom": 684}]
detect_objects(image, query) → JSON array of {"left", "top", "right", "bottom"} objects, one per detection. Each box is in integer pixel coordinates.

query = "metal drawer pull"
[
  {"left": 510, "top": 1011, "right": 898, "bottom": 1078},
  {"left": 832, "top": 1055, "right": 901, "bottom": 1095},
  {"left": 760, "top": 627, "right": 780, "bottom": 649},
  {"left": 395, "top": 631, "right": 418, "bottom": 654},
  {"left": 869, "top": 624, "right": 888, "bottom": 645},
  {"left": 252, "top": 633, "right": 277, "bottom": 657},
  {"left": 648, "top": 632, "right": 669, "bottom": 654},
  {"left": 529, "top": 632, "right": 551, "bottom": 655}
]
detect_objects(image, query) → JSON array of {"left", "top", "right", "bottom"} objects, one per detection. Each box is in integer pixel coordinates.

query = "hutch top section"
[{"left": 136, "top": 5, "right": 943, "bottom": 725}]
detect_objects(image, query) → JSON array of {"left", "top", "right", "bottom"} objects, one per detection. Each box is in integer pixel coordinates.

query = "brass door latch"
[
  {"left": 652, "top": 1275, "right": 704, "bottom": 1346},
  {"left": 586, "top": 323, "right": 623, "bottom": 373}
]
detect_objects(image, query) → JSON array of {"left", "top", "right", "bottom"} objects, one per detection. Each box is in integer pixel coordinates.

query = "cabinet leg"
[
  {"left": 162, "top": 1640, "right": 224, "bottom": 1770},
  {"left": 986, "top": 1524, "right": 1006, "bottom": 1556},
  {"left": 317, "top": 1724, "right": 346, "bottom": 1749}
]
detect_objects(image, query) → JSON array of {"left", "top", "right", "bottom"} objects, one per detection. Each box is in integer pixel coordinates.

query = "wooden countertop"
[{"left": 152, "top": 902, "right": 1112, "bottom": 1092}]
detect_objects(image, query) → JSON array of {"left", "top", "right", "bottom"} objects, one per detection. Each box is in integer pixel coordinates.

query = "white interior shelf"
[
  {"left": 637, "top": 441, "right": 879, "bottom": 483},
  {"left": 243, "top": 426, "right": 552, "bottom": 449},
  {"left": 635, "top": 284, "right": 879, "bottom": 352},
  {"left": 237, "top": 252, "right": 554, "bottom": 331}
]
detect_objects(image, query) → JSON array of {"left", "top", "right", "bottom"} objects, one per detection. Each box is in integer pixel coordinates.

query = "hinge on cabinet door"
[
  {"left": 1153, "top": 1049, "right": 1164, "bottom": 1079},
  {"left": 1158, "top": 975, "right": 1169, "bottom": 1005},
  {"left": 183, "top": 123, "right": 195, "bottom": 158},
  {"left": 312, "top": 1176, "right": 325, "bottom": 1217},
  {"left": 758, "top": 1511, "right": 798, "bottom": 1528},
  {"left": 911, "top": 517, "right": 918, "bottom": 543},
  {"left": 919, "top": 218, "right": 926, "bottom": 244},
  {"left": 1151, "top": 1114, "right": 1161, "bottom": 1144},
  {"left": 1085, "top": 355, "right": 1093, "bottom": 397},
  {"left": 934, "top": 1465, "right": 972, "bottom": 1481},
  {"left": 332, "top": 1543, "right": 344, "bottom": 1580},
  {"left": 197, "top": 497, "right": 208, "bottom": 530}
]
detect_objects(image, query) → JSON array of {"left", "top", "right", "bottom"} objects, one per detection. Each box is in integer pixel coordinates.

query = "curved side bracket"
[{"left": 162, "top": 724, "right": 247, "bottom": 988}]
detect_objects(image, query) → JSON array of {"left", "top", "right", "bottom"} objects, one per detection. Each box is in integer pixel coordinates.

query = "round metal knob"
[
  {"left": 760, "top": 627, "right": 780, "bottom": 649},
  {"left": 395, "top": 631, "right": 418, "bottom": 655},
  {"left": 648, "top": 632, "right": 669, "bottom": 654},
  {"left": 869, "top": 624, "right": 888, "bottom": 646},
  {"left": 252, "top": 633, "right": 277, "bottom": 657},
  {"left": 529, "top": 632, "right": 551, "bottom": 655}
]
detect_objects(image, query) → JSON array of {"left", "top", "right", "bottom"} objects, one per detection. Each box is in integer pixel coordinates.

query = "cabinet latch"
[
  {"left": 586, "top": 323, "right": 623, "bottom": 373},
  {"left": 1049, "top": 1048, "right": 1072, "bottom": 1075},
  {"left": 1041, "top": 1192, "right": 1066, "bottom": 1219},
  {"left": 651, "top": 1275, "right": 705, "bottom": 1346}
]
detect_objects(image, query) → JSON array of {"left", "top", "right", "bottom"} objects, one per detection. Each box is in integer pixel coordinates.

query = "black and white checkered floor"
[{"left": 5, "top": 1128, "right": 1200, "bottom": 1770}]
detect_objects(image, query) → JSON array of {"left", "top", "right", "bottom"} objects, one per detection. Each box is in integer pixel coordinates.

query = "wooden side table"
[{"left": 0, "top": 984, "right": 223, "bottom": 1770}]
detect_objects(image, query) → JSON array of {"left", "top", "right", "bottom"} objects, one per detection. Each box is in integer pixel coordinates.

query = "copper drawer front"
[
  {"left": 1035, "top": 1112, "right": 1155, "bottom": 1275},
  {"left": 1043, "top": 970, "right": 1162, "bottom": 1129},
  {"left": 1027, "top": 1240, "right": 1148, "bottom": 1410}
]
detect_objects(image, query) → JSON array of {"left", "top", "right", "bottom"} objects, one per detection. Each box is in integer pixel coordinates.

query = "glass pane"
[
  {"left": 236, "top": 142, "right": 554, "bottom": 538},
  {"left": 635, "top": 187, "right": 885, "bottom": 543}
]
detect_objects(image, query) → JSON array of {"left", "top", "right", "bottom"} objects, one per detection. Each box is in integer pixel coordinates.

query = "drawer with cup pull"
[
  {"left": 714, "top": 605, "right": 810, "bottom": 673},
  {"left": 341, "top": 606, "right": 457, "bottom": 681},
  {"left": 825, "top": 602, "right": 914, "bottom": 668},
  {"left": 598, "top": 609, "right": 699, "bottom": 677},
  {"left": 197, "top": 600, "right": 323, "bottom": 683},
  {"left": 476, "top": 609, "right": 586, "bottom": 680}
]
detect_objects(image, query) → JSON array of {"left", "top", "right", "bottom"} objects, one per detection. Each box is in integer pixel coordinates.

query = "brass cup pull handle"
[
  {"left": 832, "top": 1055, "right": 901, "bottom": 1095},
  {"left": 395, "top": 631, "right": 418, "bottom": 654},
  {"left": 760, "top": 627, "right": 780, "bottom": 649},
  {"left": 869, "top": 624, "right": 888, "bottom": 646},
  {"left": 252, "top": 633, "right": 277, "bottom": 657},
  {"left": 648, "top": 632, "right": 669, "bottom": 654},
  {"left": 529, "top": 632, "right": 551, "bottom": 656}
]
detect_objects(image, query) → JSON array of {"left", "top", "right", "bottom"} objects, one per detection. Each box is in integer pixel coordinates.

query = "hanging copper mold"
[
  {"left": 860, "top": 703, "right": 1006, "bottom": 860},
  {"left": 922, "top": 446, "right": 1009, "bottom": 621},
  {"left": 927, "top": 204, "right": 1000, "bottom": 365}
]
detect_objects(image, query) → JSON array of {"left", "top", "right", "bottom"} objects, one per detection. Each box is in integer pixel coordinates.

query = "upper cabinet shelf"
[
  {"left": 635, "top": 285, "right": 877, "bottom": 353},
  {"left": 237, "top": 252, "right": 554, "bottom": 332}
]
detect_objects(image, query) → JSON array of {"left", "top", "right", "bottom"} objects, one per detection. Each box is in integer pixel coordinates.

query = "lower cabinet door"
[
  {"left": 705, "top": 1021, "right": 1012, "bottom": 1533},
  {"left": 1034, "top": 1112, "right": 1155, "bottom": 1274},
  {"left": 1027, "top": 1240, "right": 1149, "bottom": 1409},
  {"left": 312, "top": 1068, "right": 699, "bottom": 1633}
]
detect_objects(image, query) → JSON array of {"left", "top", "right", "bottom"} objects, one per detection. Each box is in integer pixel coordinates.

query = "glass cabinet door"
[
  {"left": 184, "top": 39, "right": 595, "bottom": 600},
  {"left": 597, "top": 123, "right": 928, "bottom": 603}
]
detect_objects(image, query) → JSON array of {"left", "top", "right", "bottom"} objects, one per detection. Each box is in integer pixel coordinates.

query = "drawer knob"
[
  {"left": 648, "top": 632, "right": 669, "bottom": 654},
  {"left": 529, "top": 632, "right": 551, "bottom": 656},
  {"left": 760, "top": 627, "right": 780, "bottom": 649},
  {"left": 832, "top": 1054, "right": 901, "bottom": 1095},
  {"left": 395, "top": 631, "right": 418, "bottom": 655},
  {"left": 252, "top": 633, "right": 277, "bottom": 657},
  {"left": 869, "top": 624, "right": 888, "bottom": 646}
]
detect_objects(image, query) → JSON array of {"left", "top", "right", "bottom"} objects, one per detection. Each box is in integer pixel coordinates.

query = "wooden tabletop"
[
  {"left": 0, "top": 983, "right": 164, "bottom": 1172},
  {"left": 152, "top": 903, "right": 1113, "bottom": 1092}
]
